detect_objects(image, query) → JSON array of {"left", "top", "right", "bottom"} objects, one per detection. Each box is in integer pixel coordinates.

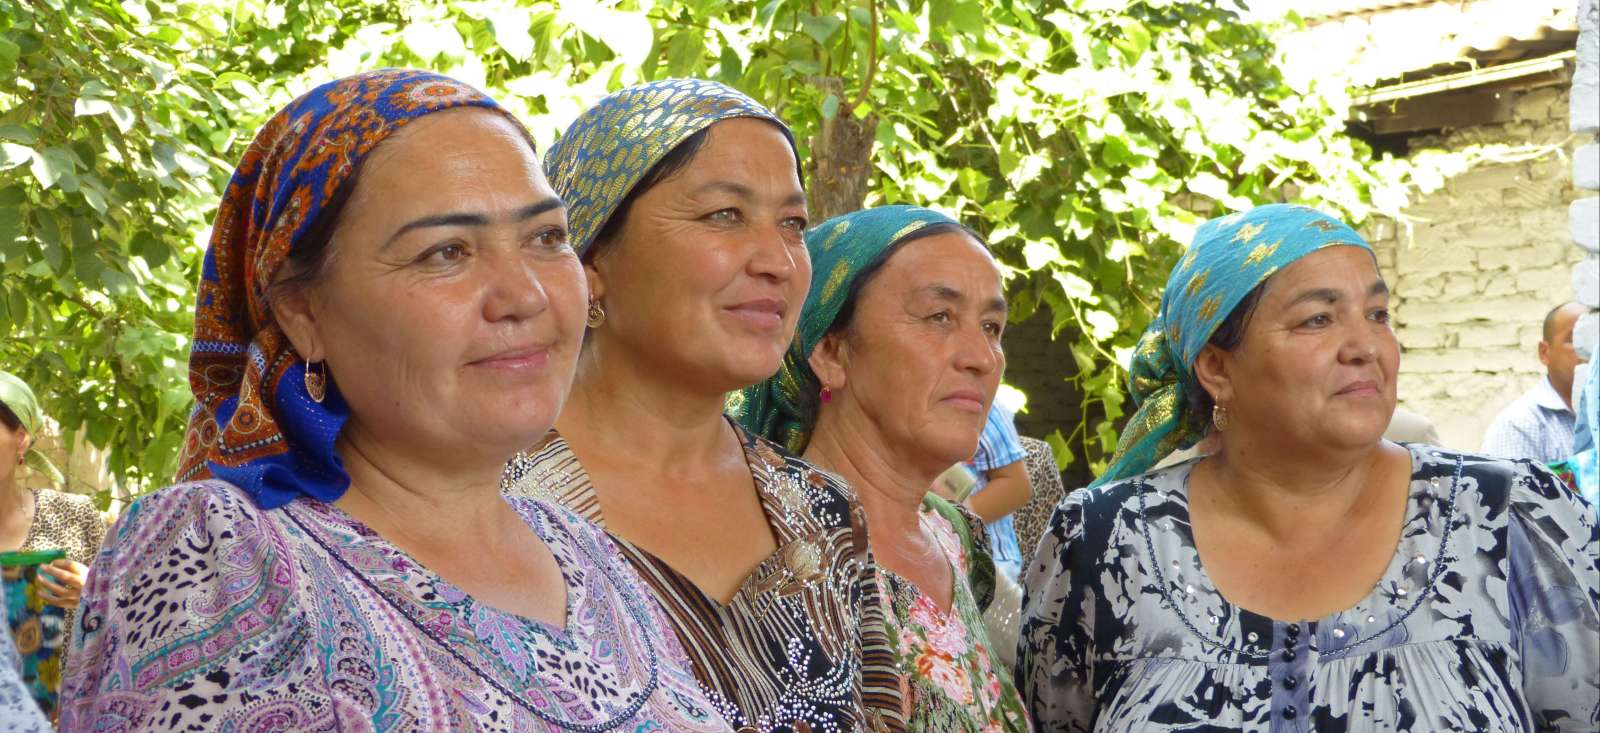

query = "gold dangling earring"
[
  {"left": 305, "top": 360, "right": 328, "bottom": 404},
  {"left": 1212, "top": 404, "right": 1230, "bottom": 432},
  {"left": 586, "top": 300, "right": 606, "bottom": 328}
]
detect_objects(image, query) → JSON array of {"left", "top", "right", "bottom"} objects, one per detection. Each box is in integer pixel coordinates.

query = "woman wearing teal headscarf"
[
  {"left": 1018, "top": 204, "right": 1599, "bottom": 731},
  {"left": 739, "top": 206, "right": 1029, "bottom": 732},
  {"left": 501, "top": 79, "right": 908, "bottom": 733},
  {"left": 0, "top": 370, "right": 104, "bottom": 718}
]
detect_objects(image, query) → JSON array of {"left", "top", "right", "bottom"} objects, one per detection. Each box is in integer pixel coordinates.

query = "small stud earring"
[{"left": 820, "top": 386, "right": 832, "bottom": 405}]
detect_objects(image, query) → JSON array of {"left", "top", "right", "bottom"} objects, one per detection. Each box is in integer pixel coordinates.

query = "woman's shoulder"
[
  {"left": 1409, "top": 445, "right": 1588, "bottom": 510},
  {"left": 33, "top": 486, "right": 97, "bottom": 512}
]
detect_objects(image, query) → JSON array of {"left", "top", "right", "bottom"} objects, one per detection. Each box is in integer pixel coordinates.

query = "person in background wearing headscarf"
[
  {"left": 502, "top": 79, "right": 906, "bottom": 732},
  {"left": 1018, "top": 204, "right": 1599, "bottom": 731},
  {"left": 0, "top": 370, "right": 105, "bottom": 718},
  {"left": 739, "top": 206, "right": 1029, "bottom": 732},
  {"left": 59, "top": 70, "right": 730, "bottom": 733}
]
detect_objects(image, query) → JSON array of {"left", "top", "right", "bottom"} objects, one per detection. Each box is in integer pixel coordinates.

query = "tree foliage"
[{"left": 1, "top": 0, "right": 1403, "bottom": 500}]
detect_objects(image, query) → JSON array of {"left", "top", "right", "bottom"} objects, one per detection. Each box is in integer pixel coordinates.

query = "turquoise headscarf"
[
  {"left": 1094, "top": 203, "right": 1374, "bottom": 487},
  {"left": 542, "top": 78, "right": 795, "bottom": 257},
  {"left": 0, "top": 371, "right": 64, "bottom": 483},
  {"left": 737, "top": 205, "right": 964, "bottom": 453}
]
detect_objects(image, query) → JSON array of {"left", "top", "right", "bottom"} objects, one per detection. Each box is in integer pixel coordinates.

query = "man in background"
[{"left": 1481, "top": 302, "right": 1587, "bottom": 463}]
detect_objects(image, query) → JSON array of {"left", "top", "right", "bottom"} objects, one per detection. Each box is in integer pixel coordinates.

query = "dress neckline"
[
  {"left": 1134, "top": 443, "right": 1465, "bottom": 660},
  {"left": 526, "top": 418, "right": 840, "bottom": 614},
  {"left": 283, "top": 493, "right": 667, "bottom": 730}
]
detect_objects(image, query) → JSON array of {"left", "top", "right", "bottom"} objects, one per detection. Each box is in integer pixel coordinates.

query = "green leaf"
[
  {"left": 799, "top": 14, "right": 843, "bottom": 45},
  {"left": 0, "top": 125, "right": 37, "bottom": 145},
  {"left": 29, "top": 147, "right": 76, "bottom": 189},
  {"left": 0, "top": 143, "right": 31, "bottom": 170}
]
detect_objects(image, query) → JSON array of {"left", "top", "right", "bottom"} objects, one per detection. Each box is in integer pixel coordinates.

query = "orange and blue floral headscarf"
[
  {"left": 176, "top": 69, "right": 530, "bottom": 508},
  {"left": 1094, "top": 204, "right": 1374, "bottom": 487},
  {"left": 543, "top": 78, "right": 795, "bottom": 257},
  {"left": 737, "top": 205, "right": 964, "bottom": 453}
]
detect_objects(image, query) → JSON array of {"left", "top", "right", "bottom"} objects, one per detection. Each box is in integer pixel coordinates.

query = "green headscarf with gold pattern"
[
  {"left": 0, "top": 370, "right": 64, "bottom": 484},
  {"left": 735, "top": 205, "right": 964, "bottom": 453},
  {"left": 1094, "top": 203, "right": 1374, "bottom": 488}
]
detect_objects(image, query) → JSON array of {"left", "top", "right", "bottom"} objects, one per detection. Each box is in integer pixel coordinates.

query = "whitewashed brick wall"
[
  {"left": 1370, "top": 85, "right": 1588, "bottom": 450},
  {"left": 1572, "top": 0, "right": 1599, "bottom": 407}
]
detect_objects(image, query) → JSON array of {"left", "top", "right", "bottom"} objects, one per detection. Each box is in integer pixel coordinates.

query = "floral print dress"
[
  {"left": 878, "top": 509, "right": 1029, "bottom": 732},
  {"left": 1018, "top": 445, "right": 1600, "bottom": 732},
  {"left": 60, "top": 480, "right": 732, "bottom": 732}
]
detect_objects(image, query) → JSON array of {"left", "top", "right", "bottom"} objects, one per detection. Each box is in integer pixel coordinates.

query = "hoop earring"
[
  {"left": 305, "top": 360, "right": 328, "bottom": 404},
  {"left": 586, "top": 301, "right": 606, "bottom": 328},
  {"left": 1212, "top": 405, "right": 1230, "bottom": 432}
]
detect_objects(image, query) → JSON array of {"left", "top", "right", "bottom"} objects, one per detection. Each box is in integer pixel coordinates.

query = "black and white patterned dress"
[{"left": 1017, "top": 445, "right": 1599, "bottom": 732}]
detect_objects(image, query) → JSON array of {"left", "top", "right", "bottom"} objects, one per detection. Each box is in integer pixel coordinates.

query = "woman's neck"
[
  {"left": 332, "top": 428, "right": 509, "bottom": 545},
  {"left": 558, "top": 345, "right": 736, "bottom": 470},
  {"left": 0, "top": 477, "right": 29, "bottom": 516},
  {"left": 803, "top": 412, "right": 935, "bottom": 545},
  {"left": 1197, "top": 436, "right": 1405, "bottom": 542}
]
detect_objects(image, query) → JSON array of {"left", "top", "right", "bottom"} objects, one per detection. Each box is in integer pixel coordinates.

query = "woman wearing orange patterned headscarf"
[{"left": 59, "top": 69, "right": 731, "bottom": 733}]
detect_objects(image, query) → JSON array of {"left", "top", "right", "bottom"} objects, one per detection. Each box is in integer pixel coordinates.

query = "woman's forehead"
[{"left": 1260, "top": 245, "right": 1383, "bottom": 300}]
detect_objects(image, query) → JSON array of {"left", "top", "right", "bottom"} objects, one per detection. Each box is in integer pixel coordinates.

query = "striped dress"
[{"left": 504, "top": 424, "right": 907, "bottom": 733}]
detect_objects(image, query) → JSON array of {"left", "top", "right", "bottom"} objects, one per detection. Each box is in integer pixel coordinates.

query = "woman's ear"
[
  {"left": 808, "top": 331, "right": 850, "bottom": 395},
  {"left": 1192, "top": 344, "right": 1235, "bottom": 409},
  {"left": 273, "top": 286, "right": 327, "bottom": 364},
  {"left": 584, "top": 259, "right": 606, "bottom": 304}
]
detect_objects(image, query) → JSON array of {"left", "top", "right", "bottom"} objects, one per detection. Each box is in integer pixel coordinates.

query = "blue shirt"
[
  {"left": 1481, "top": 376, "right": 1576, "bottom": 464},
  {"left": 966, "top": 404, "right": 1027, "bottom": 581}
]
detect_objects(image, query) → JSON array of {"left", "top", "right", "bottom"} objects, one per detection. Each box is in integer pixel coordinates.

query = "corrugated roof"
[{"left": 1275, "top": 0, "right": 1576, "bottom": 85}]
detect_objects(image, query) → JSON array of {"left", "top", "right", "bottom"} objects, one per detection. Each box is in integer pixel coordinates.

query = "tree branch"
[{"left": 848, "top": 0, "right": 878, "bottom": 110}]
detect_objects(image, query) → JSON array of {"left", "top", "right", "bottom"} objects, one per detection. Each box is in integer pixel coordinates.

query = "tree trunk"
[{"left": 806, "top": 76, "right": 879, "bottom": 221}]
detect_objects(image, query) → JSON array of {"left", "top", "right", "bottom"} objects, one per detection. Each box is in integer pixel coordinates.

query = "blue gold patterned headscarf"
[
  {"left": 543, "top": 78, "right": 796, "bottom": 257},
  {"left": 178, "top": 69, "right": 528, "bottom": 509},
  {"left": 1094, "top": 204, "right": 1374, "bottom": 487},
  {"left": 736, "top": 205, "right": 964, "bottom": 453}
]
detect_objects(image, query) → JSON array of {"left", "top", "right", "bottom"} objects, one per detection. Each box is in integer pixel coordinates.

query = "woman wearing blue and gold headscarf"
[
  {"left": 502, "top": 80, "right": 907, "bottom": 732},
  {"left": 1018, "top": 204, "right": 1599, "bottom": 731}
]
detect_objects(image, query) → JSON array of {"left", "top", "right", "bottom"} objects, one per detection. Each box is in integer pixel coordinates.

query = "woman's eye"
[
  {"left": 927, "top": 311, "right": 953, "bottom": 324},
  {"left": 1370, "top": 308, "right": 1391, "bottom": 324},
  {"left": 781, "top": 216, "right": 808, "bottom": 232},
  {"left": 528, "top": 227, "right": 569, "bottom": 250},
  {"left": 1301, "top": 313, "right": 1332, "bottom": 328},
  {"left": 420, "top": 243, "right": 468, "bottom": 265},
  {"left": 983, "top": 321, "right": 1004, "bottom": 337},
  {"left": 705, "top": 209, "right": 742, "bottom": 225}
]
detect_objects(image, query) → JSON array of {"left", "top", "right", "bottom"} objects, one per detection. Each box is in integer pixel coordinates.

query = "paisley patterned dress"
[
  {"left": 1018, "top": 445, "right": 1600, "bottom": 732},
  {"left": 877, "top": 509, "right": 1029, "bottom": 732},
  {"left": 58, "top": 479, "right": 732, "bottom": 732}
]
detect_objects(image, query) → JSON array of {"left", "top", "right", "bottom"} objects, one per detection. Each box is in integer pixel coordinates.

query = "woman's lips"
[
  {"left": 725, "top": 298, "right": 786, "bottom": 329},
  {"left": 941, "top": 390, "right": 987, "bottom": 412},
  {"left": 470, "top": 346, "right": 552, "bottom": 370},
  {"left": 1337, "top": 379, "right": 1381, "bottom": 396}
]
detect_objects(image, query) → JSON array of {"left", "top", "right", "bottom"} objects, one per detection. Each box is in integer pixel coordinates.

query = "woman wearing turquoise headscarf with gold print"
[
  {"left": 1018, "top": 204, "right": 1599, "bottom": 732},
  {"left": 738, "top": 206, "right": 1030, "bottom": 732},
  {"left": 503, "top": 79, "right": 907, "bottom": 733}
]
